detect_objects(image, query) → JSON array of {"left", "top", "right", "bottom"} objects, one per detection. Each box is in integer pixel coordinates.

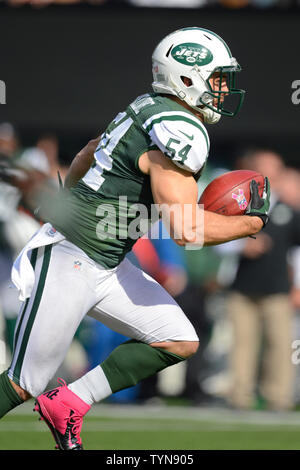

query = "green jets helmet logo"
[{"left": 171, "top": 43, "right": 213, "bottom": 66}]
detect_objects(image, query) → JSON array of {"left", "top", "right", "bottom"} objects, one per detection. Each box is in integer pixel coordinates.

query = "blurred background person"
[
  {"left": 216, "top": 149, "right": 300, "bottom": 411},
  {"left": 36, "top": 133, "right": 69, "bottom": 183},
  {"left": 0, "top": 122, "right": 21, "bottom": 373},
  {"left": 278, "top": 166, "right": 300, "bottom": 406}
]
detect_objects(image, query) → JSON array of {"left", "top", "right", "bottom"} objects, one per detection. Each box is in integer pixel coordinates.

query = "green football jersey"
[{"left": 46, "top": 93, "right": 210, "bottom": 269}]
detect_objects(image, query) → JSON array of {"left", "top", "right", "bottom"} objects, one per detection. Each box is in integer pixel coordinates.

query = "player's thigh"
[
  {"left": 89, "top": 258, "right": 198, "bottom": 344},
  {"left": 8, "top": 242, "right": 97, "bottom": 396}
]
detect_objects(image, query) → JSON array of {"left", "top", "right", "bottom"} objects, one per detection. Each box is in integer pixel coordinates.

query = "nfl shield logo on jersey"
[
  {"left": 74, "top": 260, "right": 82, "bottom": 270},
  {"left": 47, "top": 226, "right": 57, "bottom": 237}
]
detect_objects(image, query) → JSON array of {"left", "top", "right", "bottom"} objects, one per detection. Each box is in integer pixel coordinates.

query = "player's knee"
[
  {"left": 182, "top": 341, "right": 199, "bottom": 358},
  {"left": 170, "top": 341, "right": 199, "bottom": 359}
]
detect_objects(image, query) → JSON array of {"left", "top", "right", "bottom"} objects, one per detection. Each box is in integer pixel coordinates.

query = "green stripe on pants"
[
  {"left": 12, "top": 245, "right": 52, "bottom": 384},
  {"left": 12, "top": 248, "right": 38, "bottom": 353}
]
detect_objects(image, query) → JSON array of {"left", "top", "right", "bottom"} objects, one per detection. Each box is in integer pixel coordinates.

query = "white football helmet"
[{"left": 152, "top": 27, "right": 245, "bottom": 124}]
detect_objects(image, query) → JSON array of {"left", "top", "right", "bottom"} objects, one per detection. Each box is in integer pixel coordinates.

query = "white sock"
[{"left": 68, "top": 365, "right": 112, "bottom": 406}]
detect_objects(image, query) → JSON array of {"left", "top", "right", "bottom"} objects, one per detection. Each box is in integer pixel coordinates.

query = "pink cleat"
[{"left": 34, "top": 378, "right": 91, "bottom": 450}]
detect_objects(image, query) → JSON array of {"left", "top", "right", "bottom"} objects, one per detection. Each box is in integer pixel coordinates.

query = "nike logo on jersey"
[{"left": 179, "top": 130, "right": 194, "bottom": 141}]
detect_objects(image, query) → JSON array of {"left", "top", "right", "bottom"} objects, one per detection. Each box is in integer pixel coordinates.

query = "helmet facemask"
[
  {"left": 177, "top": 61, "right": 245, "bottom": 124},
  {"left": 199, "top": 63, "right": 245, "bottom": 118}
]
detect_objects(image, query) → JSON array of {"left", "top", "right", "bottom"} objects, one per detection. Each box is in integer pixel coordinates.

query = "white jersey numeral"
[{"left": 82, "top": 116, "right": 133, "bottom": 191}]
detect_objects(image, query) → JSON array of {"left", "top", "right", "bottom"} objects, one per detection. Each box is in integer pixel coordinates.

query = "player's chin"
[{"left": 213, "top": 98, "right": 225, "bottom": 107}]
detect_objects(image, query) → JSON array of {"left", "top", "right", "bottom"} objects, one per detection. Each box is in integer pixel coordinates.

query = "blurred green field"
[{"left": 1, "top": 402, "right": 300, "bottom": 450}]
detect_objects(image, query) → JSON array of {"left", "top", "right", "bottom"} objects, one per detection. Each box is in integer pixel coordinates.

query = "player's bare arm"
[
  {"left": 64, "top": 136, "right": 101, "bottom": 189},
  {"left": 139, "top": 149, "right": 263, "bottom": 247}
]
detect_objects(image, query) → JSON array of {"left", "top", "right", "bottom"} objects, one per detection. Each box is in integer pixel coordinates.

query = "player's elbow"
[
  {"left": 172, "top": 229, "right": 203, "bottom": 247},
  {"left": 165, "top": 205, "right": 204, "bottom": 247}
]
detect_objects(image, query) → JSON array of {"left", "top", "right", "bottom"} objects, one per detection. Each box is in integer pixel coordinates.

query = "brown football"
[{"left": 198, "top": 170, "right": 264, "bottom": 216}]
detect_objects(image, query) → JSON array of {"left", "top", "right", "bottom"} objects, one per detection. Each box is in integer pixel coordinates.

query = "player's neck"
[{"left": 163, "top": 94, "right": 204, "bottom": 123}]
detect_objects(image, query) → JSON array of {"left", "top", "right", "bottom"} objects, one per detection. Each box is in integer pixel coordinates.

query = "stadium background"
[{"left": 1, "top": 0, "right": 300, "bottom": 450}]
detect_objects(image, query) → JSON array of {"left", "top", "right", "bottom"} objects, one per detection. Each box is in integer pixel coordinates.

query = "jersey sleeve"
[{"left": 142, "top": 112, "right": 210, "bottom": 174}]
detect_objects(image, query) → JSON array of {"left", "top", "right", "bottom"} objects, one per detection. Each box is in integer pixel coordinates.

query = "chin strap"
[{"left": 198, "top": 106, "right": 221, "bottom": 125}]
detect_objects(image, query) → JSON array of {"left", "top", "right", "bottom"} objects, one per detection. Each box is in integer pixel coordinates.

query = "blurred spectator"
[
  {"left": 3, "top": 146, "right": 51, "bottom": 252},
  {"left": 277, "top": 166, "right": 300, "bottom": 211},
  {"left": 0, "top": 123, "right": 21, "bottom": 233},
  {"left": 0, "top": 123, "right": 22, "bottom": 283},
  {"left": 3, "top": 146, "right": 56, "bottom": 222},
  {"left": 217, "top": 149, "right": 300, "bottom": 411},
  {"left": 0, "top": 123, "right": 21, "bottom": 357},
  {"left": 279, "top": 166, "right": 300, "bottom": 405},
  {"left": 0, "top": 123, "right": 19, "bottom": 159},
  {"left": 36, "top": 133, "right": 68, "bottom": 183}
]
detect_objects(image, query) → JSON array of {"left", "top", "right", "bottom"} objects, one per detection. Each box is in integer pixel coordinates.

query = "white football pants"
[{"left": 8, "top": 238, "right": 198, "bottom": 397}]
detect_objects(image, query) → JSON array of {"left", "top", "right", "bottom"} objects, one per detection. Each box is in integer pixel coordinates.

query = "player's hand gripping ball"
[{"left": 198, "top": 170, "right": 265, "bottom": 216}]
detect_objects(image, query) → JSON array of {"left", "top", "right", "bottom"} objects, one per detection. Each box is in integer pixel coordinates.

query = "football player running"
[{"left": 0, "top": 27, "right": 270, "bottom": 450}]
